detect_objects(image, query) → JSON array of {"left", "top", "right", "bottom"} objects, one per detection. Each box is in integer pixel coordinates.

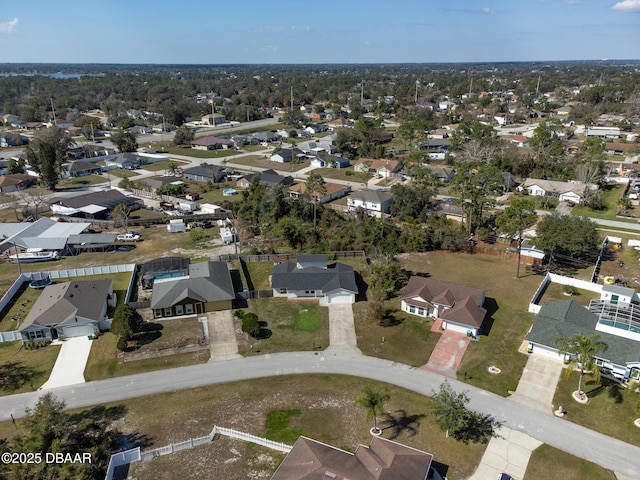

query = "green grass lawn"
[
  {"left": 553, "top": 371, "right": 640, "bottom": 447},
  {"left": 165, "top": 147, "right": 238, "bottom": 159},
  {"left": 525, "top": 444, "right": 616, "bottom": 480},
  {"left": 243, "top": 261, "right": 275, "bottom": 290},
  {"left": 240, "top": 299, "right": 329, "bottom": 353},
  {"left": 315, "top": 167, "right": 371, "bottom": 184},
  {"left": 105, "top": 168, "right": 135, "bottom": 179},
  {"left": 537, "top": 282, "right": 599, "bottom": 306},
  {"left": 230, "top": 155, "right": 310, "bottom": 172},
  {"left": 572, "top": 183, "right": 638, "bottom": 222},
  {"left": 142, "top": 159, "right": 189, "bottom": 172},
  {"left": 57, "top": 174, "right": 108, "bottom": 189},
  {"left": 0, "top": 341, "right": 61, "bottom": 395}
]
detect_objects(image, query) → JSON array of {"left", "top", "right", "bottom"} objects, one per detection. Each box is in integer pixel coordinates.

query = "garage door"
[
  {"left": 328, "top": 293, "right": 354, "bottom": 304},
  {"left": 60, "top": 325, "right": 95, "bottom": 338}
]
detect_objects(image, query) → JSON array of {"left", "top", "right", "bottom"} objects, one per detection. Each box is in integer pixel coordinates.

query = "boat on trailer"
[
  {"left": 29, "top": 276, "right": 52, "bottom": 289},
  {"left": 9, "top": 250, "right": 59, "bottom": 263}
]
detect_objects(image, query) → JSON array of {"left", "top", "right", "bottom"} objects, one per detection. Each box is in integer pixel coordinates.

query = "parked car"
[
  {"left": 498, "top": 474, "right": 513, "bottom": 480},
  {"left": 116, "top": 232, "right": 141, "bottom": 242}
]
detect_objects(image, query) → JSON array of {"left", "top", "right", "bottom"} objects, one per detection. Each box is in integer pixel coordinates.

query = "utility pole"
[
  {"left": 360, "top": 80, "right": 364, "bottom": 105},
  {"left": 415, "top": 80, "right": 419, "bottom": 105},
  {"left": 50, "top": 98, "right": 57, "bottom": 125}
]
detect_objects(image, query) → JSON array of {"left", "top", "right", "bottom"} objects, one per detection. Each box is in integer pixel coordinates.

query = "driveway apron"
[
  {"left": 509, "top": 354, "right": 564, "bottom": 414},
  {"left": 40, "top": 336, "right": 93, "bottom": 390},
  {"left": 421, "top": 329, "right": 470, "bottom": 378},
  {"left": 207, "top": 311, "right": 241, "bottom": 362},
  {"left": 325, "top": 304, "right": 361, "bottom": 355}
]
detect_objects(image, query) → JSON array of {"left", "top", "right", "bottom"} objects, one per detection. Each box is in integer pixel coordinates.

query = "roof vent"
[{"left": 324, "top": 472, "right": 337, "bottom": 479}]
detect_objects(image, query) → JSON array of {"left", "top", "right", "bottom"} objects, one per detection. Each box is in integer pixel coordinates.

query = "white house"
[
  {"left": 347, "top": 190, "right": 393, "bottom": 217},
  {"left": 521, "top": 178, "right": 595, "bottom": 204}
]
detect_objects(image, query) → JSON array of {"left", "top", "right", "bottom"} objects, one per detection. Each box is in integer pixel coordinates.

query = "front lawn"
[
  {"left": 553, "top": 371, "right": 640, "bottom": 447},
  {"left": 572, "top": 183, "right": 637, "bottom": 222},
  {"left": 57, "top": 175, "right": 108, "bottom": 188},
  {"left": 525, "top": 444, "right": 616, "bottom": 480},
  {"left": 165, "top": 147, "right": 238, "bottom": 159},
  {"left": 142, "top": 159, "right": 189, "bottom": 172},
  {"left": 240, "top": 298, "right": 329, "bottom": 353},
  {"left": 0, "top": 341, "right": 61, "bottom": 395},
  {"left": 354, "top": 300, "right": 440, "bottom": 367}
]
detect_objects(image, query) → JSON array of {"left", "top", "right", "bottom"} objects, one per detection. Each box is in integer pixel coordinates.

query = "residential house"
[
  {"left": 236, "top": 169, "right": 294, "bottom": 189},
  {"left": 150, "top": 261, "right": 235, "bottom": 318},
  {"left": 347, "top": 190, "right": 393, "bottom": 217},
  {"left": 270, "top": 148, "right": 305, "bottom": 163},
  {"left": 127, "top": 125, "right": 153, "bottom": 135},
  {"left": 424, "top": 164, "right": 455, "bottom": 182},
  {"left": 603, "top": 142, "right": 639, "bottom": 156},
  {"left": 19, "top": 280, "right": 114, "bottom": 342},
  {"left": 190, "top": 136, "right": 235, "bottom": 150},
  {"left": 201, "top": 113, "right": 227, "bottom": 126},
  {"left": 182, "top": 164, "right": 225, "bottom": 183},
  {"left": 521, "top": 178, "right": 594, "bottom": 204},
  {"left": 310, "top": 154, "right": 350, "bottom": 169},
  {"left": 304, "top": 124, "right": 328, "bottom": 135},
  {"left": 434, "top": 202, "right": 466, "bottom": 224},
  {"left": 296, "top": 141, "right": 327, "bottom": 156},
  {"left": 0, "top": 132, "right": 28, "bottom": 147},
  {"left": 49, "top": 189, "right": 143, "bottom": 220},
  {"left": 0, "top": 173, "right": 37, "bottom": 193},
  {"left": 271, "top": 254, "right": 358, "bottom": 305},
  {"left": 271, "top": 436, "right": 435, "bottom": 480},
  {"left": 68, "top": 160, "right": 103, "bottom": 177},
  {"left": 511, "top": 135, "right": 530, "bottom": 147},
  {"left": 401, "top": 276, "right": 487, "bottom": 336},
  {"left": 152, "top": 123, "right": 177, "bottom": 133},
  {"left": 327, "top": 117, "right": 352, "bottom": 129},
  {"left": 416, "top": 139, "right": 450, "bottom": 160},
  {"left": 502, "top": 172, "right": 519, "bottom": 191},
  {"left": 24, "top": 121, "right": 46, "bottom": 131},
  {"left": 105, "top": 153, "right": 145, "bottom": 170},
  {"left": 288, "top": 181, "right": 351, "bottom": 204},
  {"left": 353, "top": 158, "right": 402, "bottom": 178},
  {"left": 525, "top": 299, "right": 640, "bottom": 382}
]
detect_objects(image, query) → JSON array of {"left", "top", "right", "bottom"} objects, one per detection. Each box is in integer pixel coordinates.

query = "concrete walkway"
[
  {"left": 40, "top": 336, "right": 93, "bottom": 389},
  {"left": 324, "top": 303, "right": 361, "bottom": 355},
  {"left": 206, "top": 311, "right": 241, "bottom": 362},
  {"left": 468, "top": 426, "right": 542, "bottom": 480},
  {"left": 509, "top": 353, "right": 564, "bottom": 414}
]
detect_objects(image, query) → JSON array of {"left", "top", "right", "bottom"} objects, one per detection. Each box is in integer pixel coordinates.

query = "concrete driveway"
[
  {"left": 509, "top": 353, "right": 564, "bottom": 414},
  {"left": 422, "top": 322, "right": 470, "bottom": 378},
  {"left": 40, "top": 336, "right": 93, "bottom": 390},
  {"left": 206, "top": 310, "right": 241, "bottom": 362},
  {"left": 325, "top": 304, "right": 361, "bottom": 355},
  {"left": 469, "top": 426, "right": 542, "bottom": 480}
]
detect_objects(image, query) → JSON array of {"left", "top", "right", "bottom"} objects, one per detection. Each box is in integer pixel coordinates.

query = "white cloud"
[
  {"left": 482, "top": 7, "right": 495, "bottom": 14},
  {"left": 612, "top": 0, "right": 640, "bottom": 12},
  {"left": 0, "top": 17, "right": 18, "bottom": 34}
]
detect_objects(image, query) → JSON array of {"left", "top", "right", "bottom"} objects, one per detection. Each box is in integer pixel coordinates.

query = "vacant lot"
[
  {"left": 230, "top": 155, "right": 309, "bottom": 173},
  {"left": 240, "top": 299, "right": 329, "bottom": 354},
  {"left": 99, "top": 376, "right": 487, "bottom": 480}
]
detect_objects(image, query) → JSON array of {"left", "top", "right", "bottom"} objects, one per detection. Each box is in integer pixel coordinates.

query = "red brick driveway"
[{"left": 421, "top": 319, "right": 471, "bottom": 378}]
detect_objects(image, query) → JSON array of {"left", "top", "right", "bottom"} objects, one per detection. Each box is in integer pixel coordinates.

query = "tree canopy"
[
  {"left": 354, "top": 385, "right": 389, "bottom": 434},
  {"left": 534, "top": 213, "right": 600, "bottom": 260},
  {"left": 24, "top": 127, "right": 75, "bottom": 190},
  {"left": 555, "top": 334, "right": 608, "bottom": 397}
]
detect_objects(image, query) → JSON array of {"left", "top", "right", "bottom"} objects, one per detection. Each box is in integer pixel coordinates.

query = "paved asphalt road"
[{"left": 1, "top": 352, "right": 639, "bottom": 477}]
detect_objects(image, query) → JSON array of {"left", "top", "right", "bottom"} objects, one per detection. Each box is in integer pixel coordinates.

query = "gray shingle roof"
[
  {"left": 151, "top": 261, "right": 234, "bottom": 309},
  {"left": 525, "top": 300, "right": 640, "bottom": 367},
  {"left": 272, "top": 262, "right": 358, "bottom": 294}
]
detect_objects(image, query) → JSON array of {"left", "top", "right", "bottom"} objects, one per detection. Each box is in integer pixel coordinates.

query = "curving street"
[{"left": 0, "top": 351, "right": 639, "bottom": 477}]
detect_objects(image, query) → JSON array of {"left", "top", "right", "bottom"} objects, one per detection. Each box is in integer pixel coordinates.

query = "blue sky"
[{"left": 1, "top": 0, "right": 639, "bottom": 64}]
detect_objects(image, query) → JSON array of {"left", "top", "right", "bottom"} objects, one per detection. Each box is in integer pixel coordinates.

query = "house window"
[
  {"left": 28, "top": 330, "right": 44, "bottom": 340},
  {"left": 612, "top": 295, "right": 619, "bottom": 303},
  {"left": 175, "top": 305, "right": 184, "bottom": 315},
  {"left": 279, "top": 288, "right": 287, "bottom": 294},
  {"left": 305, "top": 290, "right": 315, "bottom": 295},
  {"left": 164, "top": 307, "right": 172, "bottom": 317},
  {"left": 154, "top": 309, "right": 162, "bottom": 317},
  {"left": 185, "top": 304, "right": 193, "bottom": 314},
  {"left": 409, "top": 305, "right": 416, "bottom": 314},
  {"left": 417, "top": 307, "right": 425, "bottom": 316}
]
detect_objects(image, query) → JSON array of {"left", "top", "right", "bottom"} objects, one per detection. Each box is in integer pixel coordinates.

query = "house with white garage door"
[
  {"left": 271, "top": 254, "right": 358, "bottom": 305},
  {"left": 401, "top": 276, "right": 487, "bottom": 336},
  {"left": 19, "top": 279, "right": 115, "bottom": 342}
]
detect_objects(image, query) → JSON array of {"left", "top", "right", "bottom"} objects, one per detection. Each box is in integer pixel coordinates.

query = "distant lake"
[{"left": 0, "top": 73, "right": 81, "bottom": 79}]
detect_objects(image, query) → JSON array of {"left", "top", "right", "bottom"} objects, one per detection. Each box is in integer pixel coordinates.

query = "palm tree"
[
  {"left": 305, "top": 172, "right": 327, "bottom": 227},
  {"left": 354, "top": 386, "right": 390, "bottom": 434},
  {"left": 555, "top": 334, "right": 608, "bottom": 397}
]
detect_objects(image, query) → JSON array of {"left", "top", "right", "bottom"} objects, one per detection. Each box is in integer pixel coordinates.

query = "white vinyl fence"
[{"left": 105, "top": 425, "right": 292, "bottom": 479}]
